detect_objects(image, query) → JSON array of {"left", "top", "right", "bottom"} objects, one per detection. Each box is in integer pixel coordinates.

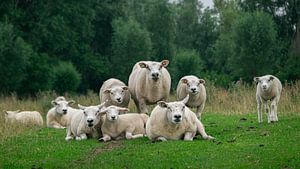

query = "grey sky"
[{"left": 201, "top": 0, "right": 214, "bottom": 8}]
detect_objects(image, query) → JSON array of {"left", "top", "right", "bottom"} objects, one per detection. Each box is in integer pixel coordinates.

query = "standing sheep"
[
  {"left": 146, "top": 95, "right": 214, "bottom": 141},
  {"left": 99, "top": 78, "right": 131, "bottom": 108},
  {"left": 65, "top": 102, "right": 106, "bottom": 141},
  {"left": 46, "top": 96, "right": 78, "bottom": 129},
  {"left": 128, "top": 60, "right": 171, "bottom": 114},
  {"left": 254, "top": 75, "right": 282, "bottom": 123},
  {"left": 5, "top": 110, "right": 43, "bottom": 126},
  {"left": 99, "top": 106, "right": 149, "bottom": 142},
  {"left": 176, "top": 75, "right": 206, "bottom": 119}
]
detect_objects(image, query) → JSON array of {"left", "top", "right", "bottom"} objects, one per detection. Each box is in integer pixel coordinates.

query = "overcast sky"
[{"left": 201, "top": 0, "right": 214, "bottom": 8}]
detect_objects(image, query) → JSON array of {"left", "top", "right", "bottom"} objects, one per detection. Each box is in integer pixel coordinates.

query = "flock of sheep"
[{"left": 4, "top": 60, "right": 283, "bottom": 142}]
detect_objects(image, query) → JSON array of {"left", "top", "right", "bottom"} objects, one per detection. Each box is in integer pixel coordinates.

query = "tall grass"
[{"left": 1, "top": 82, "right": 300, "bottom": 139}]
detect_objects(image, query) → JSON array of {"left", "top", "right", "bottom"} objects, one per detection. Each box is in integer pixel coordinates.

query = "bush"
[{"left": 52, "top": 62, "right": 81, "bottom": 94}]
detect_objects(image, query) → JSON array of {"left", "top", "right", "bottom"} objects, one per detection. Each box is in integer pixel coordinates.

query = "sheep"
[
  {"left": 98, "top": 106, "right": 149, "bottom": 142},
  {"left": 99, "top": 78, "right": 131, "bottom": 108},
  {"left": 254, "top": 75, "right": 282, "bottom": 123},
  {"left": 5, "top": 110, "right": 43, "bottom": 126},
  {"left": 65, "top": 102, "right": 106, "bottom": 141},
  {"left": 176, "top": 75, "right": 206, "bottom": 119},
  {"left": 128, "top": 60, "right": 171, "bottom": 114},
  {"left": 146, "top": 95, "right": 214, "bottom": 141},
  {"left": 46, "top": 96, "right": 78, "bottom": 129}
]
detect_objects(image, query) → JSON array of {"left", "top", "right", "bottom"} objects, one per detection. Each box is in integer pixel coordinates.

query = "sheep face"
[
  {"left": 255, "top": 76, "right": 275, "bottom": 92},
  {"left": 158, "top": 101, "right": 185, "bottom": 124},
  {"left": 4, "top": 110, "right": 18, "bottom": 123},
  {"left": 139, "top": 60, "right": 169, "bottom": 82},
  {"left": 78, "top": 105, "right": 103, "bottom": 128},
  {"left": 51, "top": 100, "right": 75, "bottom": 115},
  {"left": 100, "top": 106, "right": 129, "bottom": 122},
  {"left": 104, "top": 86, "right": 128, "bottom": 104},
  {"left": 182, "top": 78, "right": 205, "bottom": 95}
]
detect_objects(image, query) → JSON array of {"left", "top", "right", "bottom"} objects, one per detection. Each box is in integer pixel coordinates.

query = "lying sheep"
[
  {"left": 99, "top": 78, "right": 131, "bottom": 108},
  {"left": 146, "top": 95, "right": 214, "bottom": 141},
  {"left": 5, "top": 110, "right": 43, "bottom": 126},
  {"left": 128, "top": 60, "right": 171, "bottom": 114},
  {"left": 254, "top": 75, "right": 282, "bottom": 123},
  {"left": 176, "top": 75, "right": 206, "bottom": 119},
  {"left": 65, "top": 102, "right": 106, "bottom": 141},
  {"left": 99, "top": 106, "right": 149, "bottom": 142},
  {"left": 46, "top": 96, "right": 78, "bottom": 129}
]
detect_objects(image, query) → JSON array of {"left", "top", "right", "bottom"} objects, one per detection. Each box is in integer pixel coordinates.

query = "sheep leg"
[
  {"left": 196, "top": 119, "right": 214, "bottom": 140},
  {"left": 184, "top": 132, "right": 194, "bottom": 141},
  {"left": 256, "top": 96, "right": 263, "bottom": 123},
  {"left": 138, "top": 99, "right": 148, "bottom": 114},
  {"left": 99, "top": 134, "right": 111, "bottom": 142},
  {"left": 125, "top": 132, "right": 144, "bottom": 140},
  {"left": 80, "top": 134, "right": 87, "bottom": 140},
  {"left": 262, "top": 100, "right": 271, "bottom": 123},
  {"left": 196, "top": 103, "right": 205, "bottom": 120},
  {"left": 65, "top": 127, "right": 73, "bottom": 141},
  {"left": 271, "top": 97, "right": 280, "bottom": 122},
  {"left": 156, "top": 136, "right": 167, "bottom": 142}
]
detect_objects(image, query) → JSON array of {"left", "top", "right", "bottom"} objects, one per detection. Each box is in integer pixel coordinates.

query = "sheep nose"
[
  {"left": 116, "top": 98, "right": 121, "bottom": 102},
  {"left": 191, "top": 88, "right": 196, "bottom": 92},
  {"left": 152, "top": 73, "right": 159, "bottom": 78},
  {"left": 62, "top": 109, "right": 67, "bottom": 113},
  {"left": 87, "top": 119, "right": 94, "bottom": 123},
  {"left": 111, "top": 116, "right": 116, "bottom": 120},
  {"left": 174, "top": 115, "right": 182, "bottom": 119}
]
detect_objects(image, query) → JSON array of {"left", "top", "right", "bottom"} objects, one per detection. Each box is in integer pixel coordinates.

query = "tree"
[
  {"left": 111, "top": 18, "right": 152, "bottom": 83},
  {"left": 0, "top": 22, "right": 30, "bottom": 93},
  {"left": 228, "top": 12, "right": 279, "bottom": 81}
]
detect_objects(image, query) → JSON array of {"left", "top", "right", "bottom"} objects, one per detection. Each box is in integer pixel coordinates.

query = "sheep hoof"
[
  {"left": 205, "top": 135, "right": 215, "bottom": 140},
  {"left": 99, "top": 138, "right": 105, "bottom": 142},
  {"left": 65, "top": 136, "right": 73, "bottom": 141}
]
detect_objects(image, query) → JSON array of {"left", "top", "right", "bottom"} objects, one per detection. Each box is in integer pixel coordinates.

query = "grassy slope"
[{"left": 1, "top": 113, "right": 299, "bottom": 169}]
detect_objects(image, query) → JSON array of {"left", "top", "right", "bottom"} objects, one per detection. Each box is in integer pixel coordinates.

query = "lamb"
[
  {"left": 146, "top": 95, "right": 214, "bottom": 141},
  {"left": 5, "top": 110, "right": 43, "bottom": 126},
  {"left": 254, "top": 75, "right": 282, "bottom": 123},
  {"left": 176, "top": 75, "right": 206, "bottom": 119},
  {"left": 46, "top": 96, "right": 78, "bottom": 129},
  {"left": 99, "top": 78, "right": 131, "bottom": 108},
  {"left": 65, "top": 102, "right": 106, "bottom": 141},
  {"left": 99, "top": 106, "right": 149, "bottom": 142},
  {"left": 128, "top": 60, "right": 171, "bottom": 114}
]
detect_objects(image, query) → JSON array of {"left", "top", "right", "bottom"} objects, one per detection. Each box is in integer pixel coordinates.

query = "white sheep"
[
  {"left": 176, "top": 75, "right": 206, "bottom": 119},
  {"left": 99, "top": 106, "right": 149, "bottom": 142},
  {"left": 46, "top": 96, "right": 78, "bottom": 129},
  {"left": 5, "top": 110, "right": 43, "bottom": 126},
  {"left": 128, "top": 60, "right": 171, "bottom": 114},
  {"left": 254, "top": 75, "right": 282, "bottom": 123},
  {"left": 99, "top": 78, "right": 131, "bottom": 108},
  {"left": 65, "top": 102, "right": 106, "bottom": 141},
  {"left": 146, "top": 95, "right": 214, "bottom": 141}
]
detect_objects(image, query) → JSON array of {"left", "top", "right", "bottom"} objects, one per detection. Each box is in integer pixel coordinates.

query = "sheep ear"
[
  {"left": 181, "top": 78, "right": 188, "bottom": 84},
  {"left": 78, "top": 104, "right": 86, "bottom": 110},
  {"left": 4, "top": 111, "right": 8, "bottom": 115},
  {"left": 68, "top": 100, "right": 75, "bottom": 105},
  {"left": 158, "top": 101, "right": 168, "bottom": 108},
  {"left": 104, "top": 89, "right": 111, "bottom": 94},
  {"left": 122, "top": 86, "right": 129, "bottom": 91},
  {"left": 161, "top": 60, "right": 169, "bottom": 67},
  {"left": 51, "top": 100, "right": 58, "bottom": 106},
  {"left": 269, "top": 76, "right": 274, "bottom": 81},
  {"left": 139, "top": 62, "right": 148, "bottom": 69},
  {"left": 117, "top": 108, "right": 129, "bottom": 113},
  {"left": 99, "top": 108, "right": 107, "bottom": 115},
  {"left": 254, "top": 77, "right": 260, "bottom": 83},
  {"left": 98, "top": 101, "right": 107, "bottom": 109},
  {"left": 181, "top": 94, "right": 189, "bottom": 104},
  {"left": 199, "top": 79, "right": 205, "bottom": 84}
]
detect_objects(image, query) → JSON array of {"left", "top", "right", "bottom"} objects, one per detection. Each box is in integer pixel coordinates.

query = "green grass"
[{"left": 1, "top": 113, "right": 300, "bottom": 169}]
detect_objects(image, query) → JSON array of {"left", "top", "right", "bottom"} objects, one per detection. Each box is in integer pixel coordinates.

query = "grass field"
[{"left": 0, "top": 83, "right": 300, "bottom": 168}]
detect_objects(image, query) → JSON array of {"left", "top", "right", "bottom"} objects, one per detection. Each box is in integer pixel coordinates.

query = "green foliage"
[
  {"left": 52, "top": 62, "right": 81, "bottom": 94},
  {"left": 111, "top": 18, "right": 152, "bottom": 82},
  {"left": 0, "top": 22, "right": 29, "bottom": 93},
  {"left": 170, "top": 49, "right": 203, "bottom": 88},
  {"left": 228, "top": 12, "right": 279, "bottom": 81}
]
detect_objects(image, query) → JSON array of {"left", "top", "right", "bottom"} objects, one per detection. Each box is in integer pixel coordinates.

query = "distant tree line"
[{"left": 0, "top": 0, "right": 299, "bottom": 95}]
